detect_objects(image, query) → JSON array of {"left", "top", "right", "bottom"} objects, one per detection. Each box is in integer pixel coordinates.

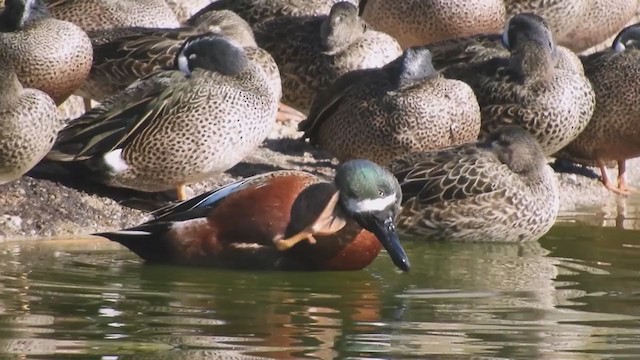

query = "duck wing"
[
  {"left": 390, "top": 144, "right": 511, "bottom": 206},
  {"left": 48, "top": 70, "right": 187, "bottom": 161}
]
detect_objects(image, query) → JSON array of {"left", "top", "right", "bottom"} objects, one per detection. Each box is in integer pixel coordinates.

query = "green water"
[{"left": 2, "top": 207, "right": 640, "bottom": 359}]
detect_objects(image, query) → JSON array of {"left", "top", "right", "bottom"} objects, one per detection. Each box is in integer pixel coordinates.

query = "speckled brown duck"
[
  {"left": 44, "top": 0, "right": 180, "bottom": 32},
  {"left": 0, "top": 62, "right": 59, "bottom": 184},
  {"left": 95, "top": 160, "right": 410, "bottom": 272},
  {"left": 442, "top": 13, "right": 595, "bottom": 156},
  {"left": 254, "top": 1, "right": 401, "bottom": 114},
  {"left": 299, "top": 47, "right": 481, "bottom": 166},
  {"left": 191, "top": 0, "right": 358, "bottom": 26},
  {"left": 47, "top": 34, "right": 278, "bottom": 201},
  {"left": 360, "top": 0, "right": 506, "bottom": 49},
  {"left": 424, "top": 32, "right": 584, "bottom": 75},
  {"left": 79, "top": 10, "right": 281, "bottom": 106},
  {"left": 557, "top": 24, "right": 640, "bottom": 195},
  {"left": 389, "top": 125, "right": 559, "bottom": 242},
  {"left": 504, "top": 0, "right": 637, "bottom": 52},
  {"left": 0, "top": 0, "right": 92, "bottom": 105}
]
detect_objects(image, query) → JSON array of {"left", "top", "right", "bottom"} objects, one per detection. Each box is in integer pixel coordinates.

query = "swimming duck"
[
  {"left": 47, "top": 34, "right": 278, "bottom": 201},
  {"left": 558, "top": 24, "right": 640, "bottom": 195},
  {"left": 79, "top": 10, "right": 281, "bottom": 106},
  {"left": 360, "top": 0, "right": 506, "bottom": 49},
  {"left": 254, "top": 1, "right": 401, "bottom": 114},
  {"left": 504, "top": 0, "right": 636, "bottom": 52},
  {"left": 299, "top": 47, "right": 480, "bottom": 166},
  {"left": 44, "top": 0, "right": 180, "bottom": 32},
  {"left": 442, "top": 13, "right": 595, "bottom": 156},
  {"left": 0, "top": 0, "right": 92, "bottom": 105},
  {"left": 389, "top": 125, "right": 559, "bottom": 242},
  {"left": 192, "top": 0, "right": 358, "bottom": 26},
  {"left": 0, "top": 62, "right": 59, "bottom": 184},
  {"left": 95, "top": 159, "right": 410, "bottom": 272}
]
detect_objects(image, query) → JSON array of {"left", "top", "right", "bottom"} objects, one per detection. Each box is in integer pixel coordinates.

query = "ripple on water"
[{"left": 0, "top": 224, "right": 639, "bottom": 358}]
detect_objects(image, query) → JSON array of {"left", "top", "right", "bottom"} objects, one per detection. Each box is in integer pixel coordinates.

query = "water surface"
[{"left": 2, "top": 200, "right": 640, "bottom": 359}]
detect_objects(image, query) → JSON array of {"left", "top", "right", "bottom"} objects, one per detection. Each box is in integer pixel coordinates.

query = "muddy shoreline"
[{"left": 1, "top": 110, "right": 638, "bottom": 241}]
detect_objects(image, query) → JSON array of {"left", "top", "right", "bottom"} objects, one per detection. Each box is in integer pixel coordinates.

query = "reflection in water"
[
  {"left": 559, "top": 194, "right": 640, "bottom": 230},
  {"left": 0, "top": 227, "right": 640, "bottom": 358}
]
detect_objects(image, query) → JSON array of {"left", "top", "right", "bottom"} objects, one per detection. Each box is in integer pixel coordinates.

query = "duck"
[
  {"left": 79, "top": 10, "right": 281, "bottom": 107},
  {"left": 46, "top": 34, "right": 279, "bottom": 201},
  {"left": 0, "top": 0, "right": 92, "bottom": 105},
  {"left": 254, "top": 1, "right": 401, "bottom": 114},
  {"left": 299, "top": 46, "right": 481, "bottom": 166},
  {"left": 504, "top": 0, "right": 637, "bottom": 52},
  {"left": 442, "top": 13, "right": 595, "bottom": 156},
  {"left": 94, "top": 159, "right": 410, "bottom": 272},
  {"left": 360, "top": 0, "right": 506, "bottom": 49},
  {"left": 389, "top": 125, "right": 559, "bottom": 242},
  {"left": 557, "top": 24, "right": 640, "bottom": 195},
  {"left": 191, "top": 0, "right": 358, "bottom": 27},
  {"left": 424, "top": 32, "right": 585, "bottom": 75},
  {"left": 44, "top": 0, "right": 180, "bottom": 32},
  {"left": 0, "top": 62, "right": 59, "bottom": 184}
]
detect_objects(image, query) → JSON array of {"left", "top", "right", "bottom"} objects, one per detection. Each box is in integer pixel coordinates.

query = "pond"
[{"left": 2, "top": 198, "right": 640, "bottom": 359}]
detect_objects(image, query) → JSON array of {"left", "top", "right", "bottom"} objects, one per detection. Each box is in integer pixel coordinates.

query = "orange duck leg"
[{"left": 598, "top": 159, "right": 636, "bottom": 195}]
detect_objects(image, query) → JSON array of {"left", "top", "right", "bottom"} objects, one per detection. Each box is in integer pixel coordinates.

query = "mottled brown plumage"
[
  {"left": 504, "top": 0, "right": 636, "bottom": 52},
  {"left": 558, "top": 24, "right": 640, "bottom": 194},
  {"left": 0, "top": 0, "right": 92, "bottom": 105},
  {"left": 360, "top": 0, "right": 506, "bottom": 49},
  {"left": 164, "top": 0, "right": 214, "bottom": 22},
  {"left": 425, "top": 33, "right": 584, "bottom": 75},
  {"left": 390, "top": 126, "right": 559, "bottom": 242},
  {"left": 79, "top": 10, "right": 281, "bottom": 103},
  {"left": 300, "top": 47, "right": 480, "bottom": 165},
  {"left": 0, "top": 62, "right": 59, "bottom": 184},
  {"left": 192, "top": 0, "right": 358, "bottom": 26},
  {"left": 45, "top": 0, "right": 179, "bottom": 32},
  {"left": 254, "top": 1, "right": 401, "bottom": 114},
  {"left": 47, "top": 34, "right": 278, "bottom": 199},
  {"left": 443, "top": 13, "right": 595, "bottom": 156}
]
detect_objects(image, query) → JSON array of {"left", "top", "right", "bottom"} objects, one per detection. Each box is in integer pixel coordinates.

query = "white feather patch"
[
  {"left": 614, "top": 41, "right": 627, "bottom": 53},
  {"left": 103, "top": 149, "right": 129, "bottom": 173},
  {"left": 502, "top": 21, "right": 510, "bottom": 48},
  {"left": 230, "top": 243, "right": 267, "bottom": 249},
  {"left": 110, "top": 230, "right": 151, "bottom": 236},
  {"left": 345, "top": 194, "right": 397, "bottom": 213},
  {"left": 21, "top": 0, "right": 36, "bottom": 26},
  {"left": 177, "top": 54, "right": 190, "bottom": 75}
]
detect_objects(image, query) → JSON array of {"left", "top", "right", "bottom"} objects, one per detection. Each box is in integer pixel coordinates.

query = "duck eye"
[{"left": 378, "top": 190, "right": 385, "bottom": 196}]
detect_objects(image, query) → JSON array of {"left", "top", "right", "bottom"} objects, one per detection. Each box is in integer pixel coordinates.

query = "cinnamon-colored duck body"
[{"left": 96, "top": 160, "right": 410, "bottom": 272}]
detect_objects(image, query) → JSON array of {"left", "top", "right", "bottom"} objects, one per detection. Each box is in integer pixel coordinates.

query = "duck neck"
[
  {"left": 512, "top": 155, "right": 550, "bottom": 184},
  {"left": 509, "top": 42, "right": 556, "bottom": 82},
  {"left": 0, "top": 0, "right": 51, "bottom": 31},
  {"left": 320, "top": 16, "right": 366, "bottom": 55}
]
